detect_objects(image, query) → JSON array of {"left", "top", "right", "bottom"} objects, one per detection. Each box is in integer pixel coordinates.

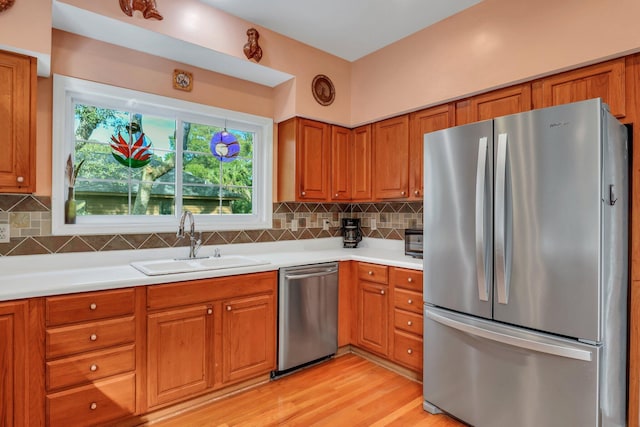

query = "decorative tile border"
[{"left": 0, "top": 195, "right": 423, "bottom": 256}]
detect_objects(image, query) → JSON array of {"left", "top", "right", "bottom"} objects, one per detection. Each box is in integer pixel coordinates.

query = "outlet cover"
[
  {"left": 371, "top": 218, "right": 377, "bottom": 230},
  {"left": 0, "top": 224, "right": 9, "bottom": 243},
  {"left": 291, "top": 219, "right": 298, "bottom": 232},
  {"left": 323, "top": 219, "right": 330, "bottom": 231}
]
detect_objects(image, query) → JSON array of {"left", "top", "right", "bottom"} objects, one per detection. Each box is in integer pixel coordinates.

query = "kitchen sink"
[{"left": 130, "top": 255, "right": 270, "bottom": 276}]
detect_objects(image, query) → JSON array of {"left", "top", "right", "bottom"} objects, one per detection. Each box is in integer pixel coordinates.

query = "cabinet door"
[
  {"left": 373, "top": 115, "right": 409, "bottom": 200},
  {"left": 0, "top": 51, "right": 36, "bottom": 193},
  {"left": 356, "top": 281, "right": 389, "bottom": 356},
  {"left": 0, "top": 301, "right": 28, "bottom": 427},
  {"left": 535, "top": 58, "right": 625, "bottom": 118},
  {"left": 351, "top": 125, "right": 372, "bottom": 201},
  {"left": 330, "top": 125, "right": 352, "bottom": 201},
  {"left": 456, "top": 84, "right": 532, "bottom": 126},
  {"left": 298, "top": 118, "right": 331, "bottom": 201},
  {"left": 221, "top": 294, "right": 275, "bottom": 385},
  {"left": 147, "top": 304, "right": 214, "bottom": 407},
  {"left": 409, "top": 105, "right": 453, "bottom": 199}
]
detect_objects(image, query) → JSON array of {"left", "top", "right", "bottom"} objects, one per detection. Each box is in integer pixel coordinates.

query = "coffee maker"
[{"left": 341, "top": 218, "right": 363, "bottom": 248}]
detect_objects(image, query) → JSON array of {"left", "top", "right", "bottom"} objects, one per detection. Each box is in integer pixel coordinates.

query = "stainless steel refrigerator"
[{"left": 422, "top": 99, "right": 628, "bottom": 427}]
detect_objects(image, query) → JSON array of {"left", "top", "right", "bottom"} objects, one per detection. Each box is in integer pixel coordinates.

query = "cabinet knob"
[
  {"left": 414, "top": 190, "right": 420, "bottom": 196},
  {"left": 408, "top": 277, "right": 413, "bottom": 283},
  {"left": 226, "top": 306, "right": 232, "bottom": 311},
  {"left": 407, "top": 348, "right": 413, "bottom": 355},
  {"left": 301, "top": 191, "right": 306, "bottom": 196},
  {"left": 368, "top": 271, "right": 373, "bottom": 275},
  {"left": 380, "top": 289, "right": 385, "bottom": 295},
  {"left": 408, "top": 299, "right": 413, "bottom": 304},
  {"left": 89, "top": 402, "right": 97, "bottom": 410},
  {"left": 401, "top": 191, "right": 406, "bottom": 196},
  {"left": 90, "top": 364, "right": 98, "bottom": 372},
  {"left": 207, "top": 308, "right": 213, "bottom": 315},
  {"left": 16, "top": 176, "right": 24, "bottom": 183},
  {"left": 89, "top": 303, "right": 97, "bottom": 310},
  {"left": 89, "top": 334, "right": 97, "bottom": 341},
  {"left": 335, "top": 193, "right": 339, "bottom": 198},
  {"left": 407, "top": 320, "right": 413, "bottom": 326}
]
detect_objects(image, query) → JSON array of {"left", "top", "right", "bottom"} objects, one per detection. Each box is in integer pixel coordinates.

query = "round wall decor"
[
  {"left": 0, "top": 0, "right": 16, "bottom": 13},
  {"left": 311, "top": 74, "right": 335, "bottom": 106}
]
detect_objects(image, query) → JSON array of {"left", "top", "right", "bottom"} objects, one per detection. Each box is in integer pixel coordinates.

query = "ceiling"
[{"left": 199, "top": 0, "right": 483, "bottom": 61}]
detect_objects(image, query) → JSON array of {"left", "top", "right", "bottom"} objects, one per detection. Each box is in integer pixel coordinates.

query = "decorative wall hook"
[
  {"left": 0, "top": 0, "right": 16, "bottom": 13},
  {"left": 119, "top": 0, "right": 163, "bottom": 20},
  {"left": 243, "top": 28, "right": 263, "bottom": 63}
]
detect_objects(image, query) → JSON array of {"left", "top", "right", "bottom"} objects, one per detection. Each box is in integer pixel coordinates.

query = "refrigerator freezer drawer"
[{"left": 423, "top": 306, "right": 601, "bottom": 427}]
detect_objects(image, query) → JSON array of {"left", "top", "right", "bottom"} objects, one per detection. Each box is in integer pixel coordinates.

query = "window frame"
[{"left": 52, "top": 74, "right": 273, "bottom": 236}]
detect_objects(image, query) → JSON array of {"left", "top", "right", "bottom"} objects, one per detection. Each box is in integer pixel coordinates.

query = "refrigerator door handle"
[
  {"left": 495, "top": 133, "right": 511, "bottom": 304},
  {"left": 475, "top": 136, "right": 490, "bottom": 302},
  {"left": 426, "top": 310, "right": 592, "bottom": 362}
]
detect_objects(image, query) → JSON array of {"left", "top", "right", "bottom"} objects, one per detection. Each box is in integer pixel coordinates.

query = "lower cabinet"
[
  {"left": 356, "top": 263, "right": 390, "bottom": 357},
  {"left": 146, "top": 271, "right": 277, "bottom": 410},
  {"left": 0, "top": 300, "right": 29, "bottom": 427}
]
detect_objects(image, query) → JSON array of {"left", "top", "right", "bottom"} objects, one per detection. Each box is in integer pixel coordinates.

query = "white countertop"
[{"left": 0, "top": 238, "right": 422, "bottom": 301}]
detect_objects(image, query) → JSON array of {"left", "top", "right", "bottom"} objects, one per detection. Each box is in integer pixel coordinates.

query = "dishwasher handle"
[{"left": 284, "top": 267, "right": 338, "bottom": 280}]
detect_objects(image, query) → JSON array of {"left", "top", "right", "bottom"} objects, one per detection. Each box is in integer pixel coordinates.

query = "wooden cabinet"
[
  {"left": 351, "top": 125, "right": 372, "bottom": 202},
  {"left": 44, "top": 288, "right": 139, "bottom": 427},
  {"left": 147, "top": 304, "right": 213, "bottom": 407},
  {"left": 533, "top": 58, "right": 626, "bottom": 118},
  {"left": 277, "top": 117, "right": 331, "bottom": 201},
  {"left": 390, "top": 268, "right": 423, "bottom": 373},
  {"left": 221, "top": 294, "right": 275, "bottom": 384},
  {"left": 0, "top": 300, "right": 29, "bottom": 427},
  {"left": 146, "top": 272, "right": 276, "bottom": 409},
  {"left": 456, "top": 84, "right": 532, "bottom": 126},
  {"left": 409, "top": 105, "right": 453, "bottom": 199},
  {"left": 356, "top": 263, "right": 390, "bottom": 357},
  {"left": 330, "top": 125, "right": 352, "bottom": 201},
  {"left": 0, "top": 50, "right": 36, "bottom": 193},
  {"left": 373, "top": 115, "right": 410, "bottom": 200}
]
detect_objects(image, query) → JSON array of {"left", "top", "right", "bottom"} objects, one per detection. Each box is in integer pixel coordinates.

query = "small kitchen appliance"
[
  {"left": 404, "top": 228, "right": 423, "bottom": 258},
  {"left": 341, "top": 218, "right": 362, "bottom": 248}
]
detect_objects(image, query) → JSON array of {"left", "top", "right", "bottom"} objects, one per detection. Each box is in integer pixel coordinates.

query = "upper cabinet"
[
  {"left": 351, "top": 125, "right": 372, "bottom": 202},
  {"left": 532, "top": 58, "right": 626, "bottom": 118},
  {"left": 456, "top": 84, "right": 532, "bottom": 126},
  {"left": 373, "top": 115, "right": 410, "bottom": 200},
  {"left": 0, "top": 50, "right": 36, "bottom": 193},
  {"left": 277, "top": 118, "right": 331, "bottom": 202},
  {"left": 330, "top": 125, "right": 352, "bottom": 202},
  {"left": 408, "top": 105, "right": 453, "bottom": 200}
]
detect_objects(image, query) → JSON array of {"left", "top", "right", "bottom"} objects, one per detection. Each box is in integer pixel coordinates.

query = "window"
[{"left": 52, "top": 75, "right": 273, "bottom": 235}]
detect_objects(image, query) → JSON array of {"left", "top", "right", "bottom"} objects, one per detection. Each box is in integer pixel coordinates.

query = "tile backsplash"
[{"left": 0, "top": 194, "right": 422, "bottom": 256}]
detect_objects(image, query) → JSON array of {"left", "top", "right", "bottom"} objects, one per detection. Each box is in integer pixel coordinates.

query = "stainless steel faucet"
[{"left": 177, "top": 210, "right": 202, "bottom": 259}]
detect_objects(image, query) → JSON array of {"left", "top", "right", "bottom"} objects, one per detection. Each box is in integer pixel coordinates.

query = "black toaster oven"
[{"left": 404, "top": 228, "right": 423, "bottom": 258}]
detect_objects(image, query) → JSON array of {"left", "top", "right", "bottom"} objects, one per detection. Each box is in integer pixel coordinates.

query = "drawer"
[
  {"left": 46, "top": 288, "right": 135, "bottom": 326},
  {"left": 47, "top": 344, "right": 135, "bottom": 391},
  {"left": 393, "top": 331, "right": 423, "bottom": 372},
  {"left": 47, "top": 372, "right": 135, "bottom": 427},
  {"left": 393, "top": 268, "right": 423, "bottom": 292},
  {"left": 394, "top": 288, "right": 422, "bottom": 314},
  {"left": 394, "top": 309, "right": 423, "bottom": 336},
  {"left": 358, "top": 263, "right": 388, "bottom": 284},
  {"left": 47, "top": 316, "right": 135, "bottom": 359}
]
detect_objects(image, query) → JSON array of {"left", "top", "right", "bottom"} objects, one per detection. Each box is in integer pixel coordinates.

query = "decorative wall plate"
[
  {"left": 173, "top": 69, "right": 193, "bottom": 92},
  {"left": 0, "top": 0, "right": 16, "bottom": 13},
  {"left": 311, "top": 74, "right": 335, "bottom": 106}
]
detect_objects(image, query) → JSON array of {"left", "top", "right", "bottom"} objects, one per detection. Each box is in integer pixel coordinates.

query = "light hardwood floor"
[{"left": 145, "top": 353, "right": 466, "bottom": 426}]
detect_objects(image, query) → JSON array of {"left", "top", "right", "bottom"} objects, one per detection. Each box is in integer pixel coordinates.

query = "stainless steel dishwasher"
[{"left": 276, "top": 262, "right": 339, "bottom": 375}]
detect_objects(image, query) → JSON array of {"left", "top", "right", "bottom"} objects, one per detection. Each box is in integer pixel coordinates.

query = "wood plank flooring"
[{"left": 145, "top": 353, "right": 466, "bottom": 426}]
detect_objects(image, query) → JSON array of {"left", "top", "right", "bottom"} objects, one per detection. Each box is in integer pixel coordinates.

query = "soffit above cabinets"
[{"left": 51, "top": 0, "right": 294, "bottom": 88}]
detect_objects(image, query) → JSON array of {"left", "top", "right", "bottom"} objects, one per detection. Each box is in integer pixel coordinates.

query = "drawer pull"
[
  {"left": 90, "top": 364, "right": 98, "bottom": 372},
  {"left": 368, "top": 271, "right": 373, "bottom": 275},
  {"left": 408, "top": 277, "right": 413, "bottom": 283},
  {"left": 207, "top": 308, "right": 213, "bottom": 315},
  {"left": 89, "top": 334, "right": 97, "bottom": 341},
  {"left": 89, "top": 303, "right": 97, "bottom": 310},
  {"left": 90, "top": 402, "right": 97, "bottom": 410},
  {"left": 380, "top": 290, "right": 385, "bottom": 295},
  {"left": 408, "top": 299, "right": 413, "bottom": 304},
  {"left": 407, "top": 320, "right": 413, "bottom": 326},
  {"left": 407, "top": 348, "right": 413, "bottom": 355},
  {"left": 226, "top": 306, "right": 232, "bottom": 311}
]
